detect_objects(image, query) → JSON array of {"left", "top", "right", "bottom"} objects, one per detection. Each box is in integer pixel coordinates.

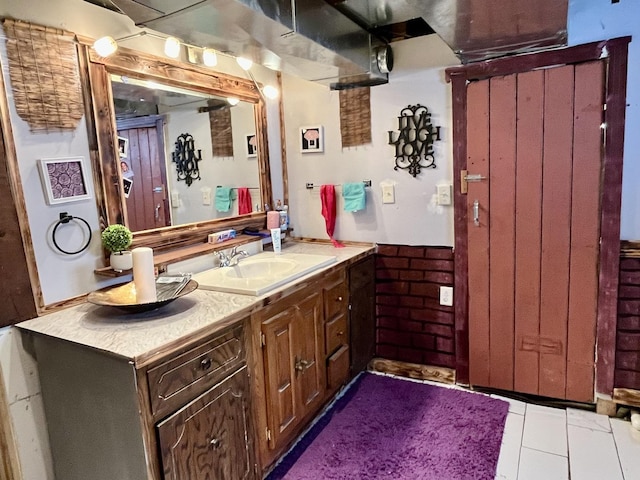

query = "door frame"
[{"left": 445, "top": 37, "right": 631, "bottom": 397}]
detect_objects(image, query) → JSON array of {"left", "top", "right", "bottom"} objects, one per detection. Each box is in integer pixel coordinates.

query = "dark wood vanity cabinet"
[
  {"left": 254, "top": 267, "right": 351, "bottom": 469},
  {"left": 32, "top": 320, "right": 258, "bottom": 480},
  {"left": 157, "top": 366, "right": 255, "bottom": 480},
  {"left": 349, "top": 256, "right": 376, "bottom": 375}
]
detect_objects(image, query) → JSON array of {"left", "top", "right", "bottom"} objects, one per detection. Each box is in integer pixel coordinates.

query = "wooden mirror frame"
[{"left": 80, "top": 44, "right": 271, "bottom": 256}]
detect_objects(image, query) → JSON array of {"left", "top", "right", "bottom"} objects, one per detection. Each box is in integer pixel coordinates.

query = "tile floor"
[{"left": 492, "top": 393, "right": 640, "bottom": 480}]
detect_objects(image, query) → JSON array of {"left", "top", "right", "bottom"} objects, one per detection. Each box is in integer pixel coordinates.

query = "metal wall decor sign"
[
  {"left": 388, "top": 104, "right": 441, "bottom": 178},
  {"left": 172, "top": 133, "right": 201, "bottom": 186}
]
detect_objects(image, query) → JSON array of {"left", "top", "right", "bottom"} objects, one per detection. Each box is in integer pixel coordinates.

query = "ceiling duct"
[{"left": 107, "top": 0, "right": 393, "bottom": 89}]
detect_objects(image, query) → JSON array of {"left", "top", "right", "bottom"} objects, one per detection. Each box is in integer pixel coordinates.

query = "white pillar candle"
[{"left": 132, "top": 247, "right": 156, "bottom": 303}]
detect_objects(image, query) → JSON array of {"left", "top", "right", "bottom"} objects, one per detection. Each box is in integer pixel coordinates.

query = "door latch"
[{"left": 460, "top": 169, "right": 487, "bottom": 194}]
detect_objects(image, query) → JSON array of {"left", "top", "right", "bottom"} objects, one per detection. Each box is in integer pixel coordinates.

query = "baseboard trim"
[{"left": 369, "top": 358, "right": 456, "bottom": 385}]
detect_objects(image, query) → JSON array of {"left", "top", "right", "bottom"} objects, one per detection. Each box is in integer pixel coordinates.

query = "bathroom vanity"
[{"left": 17, "top": 242, "right": 375, "bottom": 480}]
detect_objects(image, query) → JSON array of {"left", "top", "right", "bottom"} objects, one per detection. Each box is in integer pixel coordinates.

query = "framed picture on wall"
[
  {"left": 122, "top": 177, "right": 133, "bottom": 198},
  {"left": 38, "top": 157, "right": 91, "bottom": 205},
  {"left": 118, "top": 136, "right": 128, "bottom": 158},
  {"left": 300, "top": 126, "right": 324, "bottom": 153},
  {"left": 246, "top": 133, "right": 257, "bottom": 157}
]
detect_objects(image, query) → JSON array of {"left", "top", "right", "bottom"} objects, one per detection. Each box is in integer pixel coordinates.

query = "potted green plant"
[{"left": 101, "top": 224, "right": 133, "bottom": 272}]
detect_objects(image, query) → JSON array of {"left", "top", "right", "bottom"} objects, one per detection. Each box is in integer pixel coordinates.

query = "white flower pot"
[{"left": 110, "top": 251, "right": 133, "bottom": 272}]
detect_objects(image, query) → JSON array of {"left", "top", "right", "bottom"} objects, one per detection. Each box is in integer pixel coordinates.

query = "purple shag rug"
[{"left": 267, "top": 372, "right": 509, "bottom": 480}]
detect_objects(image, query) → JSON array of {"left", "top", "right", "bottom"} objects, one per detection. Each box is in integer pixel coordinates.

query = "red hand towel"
[
  {"left": 238, "top": 187, "right": 252, "bottom": 215},
  {"left": 320, "top": 185, "right": 344, "bottom": 248}
]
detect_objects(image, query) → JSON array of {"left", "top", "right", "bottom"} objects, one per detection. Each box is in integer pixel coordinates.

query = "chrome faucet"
[
  {"left": 228, "top": 246, "right": 249, "bottom": 266},
  {"left": 216, "top": 247, "right": 249, "bottom": 267}
]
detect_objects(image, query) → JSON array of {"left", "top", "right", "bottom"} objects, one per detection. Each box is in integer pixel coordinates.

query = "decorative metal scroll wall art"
[
  {"left": 172, "top": 133, "right": 201, "bottom": 186},
  {"left": 388, "top": 104, "right": 441, "bottom": 178}
]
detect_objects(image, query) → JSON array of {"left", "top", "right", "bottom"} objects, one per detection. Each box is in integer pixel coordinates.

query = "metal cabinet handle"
[
  {"left": 473, "top": 200, "right": 480, "bottom": 226},
  {"left": 200, "top": 357, "right": 212, "bottom": 370},
  {"left": 155, "top": 204, "right": 161, "bottom": 221},
  {"left": 294, "top": 358, "right": 309, "bottom": 372},
  {"left": 210, "top": 438, "right": 221, "bottom": 448},
  {"left": 337, "top": 296, "right": 343, "bottom": 302}
]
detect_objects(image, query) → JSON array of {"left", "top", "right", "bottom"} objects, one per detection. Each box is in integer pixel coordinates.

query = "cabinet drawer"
[
  {"left": 324, "top": 279, "right": 348, "bottom": 321},
  {"left": 147, "top": 325, "right": 245, "bottom": 419},
  {"left": 327, "top": 345, "right": 350, "bottom": 391},
  {"left": 325, "top": 313, "right": 348, "bottom": 356}
]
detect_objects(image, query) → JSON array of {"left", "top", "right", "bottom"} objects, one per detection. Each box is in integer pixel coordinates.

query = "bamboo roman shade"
[
  {"left": 339, "top": 86, "right": 371, "bottom": 148},
  {"left": 3, "top": 19, "right": 84, "bottom": 132},
  {"left": 208, "top": 102, "right": 234, "bottom": 157}
]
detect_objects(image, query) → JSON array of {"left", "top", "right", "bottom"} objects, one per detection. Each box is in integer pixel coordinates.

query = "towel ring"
[{"left": 52, "top": 212, "right": 92, "bottom": 255}]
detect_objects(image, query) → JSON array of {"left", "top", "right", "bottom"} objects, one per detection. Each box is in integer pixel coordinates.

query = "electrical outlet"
[
  {"left": 439, "top": 286, "right": 453, "bottom": 306},
  {"left": 437, "top": 184, "right": 452, "bottom": 205},
  {"left": 382, "top": 185, "right": 395, "bottom": 204}
]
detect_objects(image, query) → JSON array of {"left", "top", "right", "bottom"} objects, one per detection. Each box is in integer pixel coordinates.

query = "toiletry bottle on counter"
[
  {"left": 280, "top": 205, "right": 288, "bottom": 232},
  {"left": 267, "top": 210, "right": 280, "bottom": 230},
  {"left": 270, "top": 228, "right": 282, "bottom": 254}
]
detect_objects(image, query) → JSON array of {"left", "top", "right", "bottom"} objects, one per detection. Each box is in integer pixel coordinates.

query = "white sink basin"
[{"left": 193, "top": 252, "right": 337, "bottom": 296}]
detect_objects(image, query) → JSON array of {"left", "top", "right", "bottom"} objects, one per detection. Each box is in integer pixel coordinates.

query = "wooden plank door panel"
[
  {"left": 514, "top": 69, "right": 544, "bottom": 395},
  {"left": 488, "top": 75, "right": 517, "bottom": 391},
  {"left": 467, "top": 79, "right": 491, "bottom": 387},
  {"left": 566, "top": 61, "right": 604, "bottom": 402},
  {"left": 467, "top": 61, "right": 603, "bottom": 401},
  {"left": 539, "top": 65, "right": 574, "bottom": 399},
  {"left": 294, "top": 293, "right": 325, "bottom": 414}
]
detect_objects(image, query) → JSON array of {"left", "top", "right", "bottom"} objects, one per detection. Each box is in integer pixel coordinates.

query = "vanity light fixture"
[
  {"left": 262, "top": 85, "right": 279, "bottom": 99},
  {"left": 164, "top": 36, "right": 181, "bottom": 58},
  {"left": 236, "top": 56, "right": 253, "bottom": 71},
  {"left": 202, "top": 48, "right": 218, "bottom": 67},
  {"left": 93, "top": 35, "right": 118, "bottom": 57},
  {"left": 227, "top": 97, "right": 240, "bottom": 106}
]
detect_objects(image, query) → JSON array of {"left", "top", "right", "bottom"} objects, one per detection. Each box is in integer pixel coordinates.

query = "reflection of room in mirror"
[{"left": 110, "top": 75, "right": 261, "bottom": 227}]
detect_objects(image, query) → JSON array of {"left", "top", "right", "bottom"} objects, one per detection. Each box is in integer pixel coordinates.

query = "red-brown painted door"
[
  {"left": 117, "top": 117, "right": 170, "bottom": 231},
  {"left": 467, "top": 61, "right": 604, "bottom": 402}
]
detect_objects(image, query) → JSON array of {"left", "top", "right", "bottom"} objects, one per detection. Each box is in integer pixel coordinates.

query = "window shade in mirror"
[{"left": 208, "top": 102, "right": 234, "bottom": 157}]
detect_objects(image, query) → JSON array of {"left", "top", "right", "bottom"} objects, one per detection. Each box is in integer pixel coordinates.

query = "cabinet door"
[
  {"left": 294, "top": 293, "right": 325, "bottom": 414},
  {"left": 157, "top": 366, "right": 256, "bottom": 480},
  {"left": 349, "top": 257, "right": 376, "bottom": 375},
  {"left": 261, "top": 292, "right": 324, "bottom": 452}
]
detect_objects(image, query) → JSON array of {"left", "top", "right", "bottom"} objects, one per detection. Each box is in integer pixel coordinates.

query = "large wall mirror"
[{"left": 84, "top": 45, "right": 271, "bottom": 254}]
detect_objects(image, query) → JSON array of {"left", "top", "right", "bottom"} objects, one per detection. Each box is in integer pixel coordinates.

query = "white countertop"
[{"left": 17, "top": 242, "right": 374, "bottom": 365}]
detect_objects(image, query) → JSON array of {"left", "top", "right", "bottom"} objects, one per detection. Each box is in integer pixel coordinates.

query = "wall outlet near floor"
[{"left": 440, "top": 286, "right": 454, "bottom": 306}]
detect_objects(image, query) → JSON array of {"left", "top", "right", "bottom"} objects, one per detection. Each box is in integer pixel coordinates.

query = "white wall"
[
  {"left": 568, "top": 0, "right": 640, "bottom": 240},
  {"left": 163, "top": 100, "right": 261, "bottom": 223},
  {"left": 283, "top": 35, "right": 459, "bottom": 246}
]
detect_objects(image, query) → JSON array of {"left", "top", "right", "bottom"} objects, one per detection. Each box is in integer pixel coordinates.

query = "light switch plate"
[
  {"left": 440, "top": 286, "right": 453, "bottom": 306},
  {"left": 437, "top": 184, "right": 452, "bottom": 205},
  {"left": 202, "top": 189, "right": 211, "bottom": 205},
  {"left": 382, "top": 185, "right": 395, "bottom": 204},
  {"left": 171, "top": 191, "right": 180, "bottom": 208}
]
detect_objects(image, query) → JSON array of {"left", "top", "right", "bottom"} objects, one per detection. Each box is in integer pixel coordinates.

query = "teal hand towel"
[
  {"left": 342, "top": 182, "right": 366, "bottom": 212},
  {"left": 215, "top": 186, "right": 234, "bottom": 212}
]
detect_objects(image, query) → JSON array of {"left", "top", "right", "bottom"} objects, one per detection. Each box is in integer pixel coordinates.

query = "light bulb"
[
  {"left": 164, "top": 36, "right": 181, "bottom": 58},
  {"left": 236, "top": 56, "right": 253, "bottom": 71},
  {"left": 227, "top": 97, "right": 240, "bottom": 106},
  {"left": 202, "top": 48, "right": 218, "bottom": 67},
  {"left": 263, "top": 85, "right": 279, "bottom": 99},
  {"left": 93, "top": 36, "right": 118, "bottom": 57}
]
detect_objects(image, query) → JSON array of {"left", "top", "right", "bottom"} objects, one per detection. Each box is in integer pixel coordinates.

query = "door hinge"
[
  {"left": 260, "top": 332, "right": 266, "bottom": 348},
  {"left": 265, "top": 427, "right": 272, "bottom": 441}
]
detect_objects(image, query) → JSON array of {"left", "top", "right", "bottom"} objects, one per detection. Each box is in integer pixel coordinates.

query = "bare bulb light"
[
  {"left": 202, "top": 48, "right": 218, "bottom": 67},
  {"left": 164, "top": 36, "right": 181, "bottom": 58},
  {"left": 236, "top": 56, "right": 253, "bottom": 71},
  {"left": 227, "top": 97, "right": 240, "bottom": 106},
  {"left": 93, "top": 36, "right": 118, "bottom": 57},
  {"left": 263, "top": 85, "right": 279, "bottom": 99}
]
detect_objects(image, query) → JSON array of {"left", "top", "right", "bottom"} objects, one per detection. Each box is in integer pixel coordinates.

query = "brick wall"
[
  {"left": 615, "top": 257, "right": 640, "bottom": 389},
  {"left": 375, "top": 245, "right": 455, "bottom": 368}
]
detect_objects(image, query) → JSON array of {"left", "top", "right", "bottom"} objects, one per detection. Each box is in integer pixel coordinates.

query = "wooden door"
[
  {"left": 117, "top": 116, "right": 170, "bottom": 231},
  {"left": 156, "top": 366, "right": 257, "bottom": 480},
  {"left": 467, "top": 61, "right": 604, "bottom": 402},
  {"left": 294, "top": 293, "right": 325, "bottom": 413}
]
